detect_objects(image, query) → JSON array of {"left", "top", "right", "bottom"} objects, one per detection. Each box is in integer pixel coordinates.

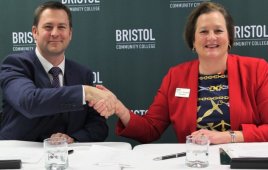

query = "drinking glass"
[
  {"left": 44, "top": 137, "right": 69, "bottom": 170},
  {"left": 185, "top": 134, "right": 209, "bottom": 168}
]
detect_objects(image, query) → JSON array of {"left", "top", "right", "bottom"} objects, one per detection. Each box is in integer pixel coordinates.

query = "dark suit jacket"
[{"left": 0, "top": 50, "right": 108, "bottom": 142}]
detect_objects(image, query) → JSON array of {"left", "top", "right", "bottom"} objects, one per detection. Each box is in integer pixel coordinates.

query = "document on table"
[
  {"left": 0, "top": 147, "right": 43, "bottom": 163},
  {"left": 69, "top": 144, "right": 155, "bottom": 169},
  {"left": 222, "top": 142, "right": 268, "bottom": 158}
]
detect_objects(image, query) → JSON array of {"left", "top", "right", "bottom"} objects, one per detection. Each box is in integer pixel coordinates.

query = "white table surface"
[
  {"left": 1, "top": 140, "right": 267, "bottom": 170},
  {"left": 0, "top": 140, "right": 132, "bottom": 170},
  {"left": 132, "top": 143, "right": 268, "bottom": 170}
]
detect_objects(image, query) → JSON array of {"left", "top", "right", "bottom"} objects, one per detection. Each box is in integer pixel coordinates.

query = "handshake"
[{"left": 83, "top": 85, "right": 128, "bottom": 120}]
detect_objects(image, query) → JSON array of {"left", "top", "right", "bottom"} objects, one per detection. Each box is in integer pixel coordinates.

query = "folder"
[
  {"left": 219, "top": 147, "right": 268, "bottom": 169},
  {"left": 230, "top": 157, "right": 268, "bottom": 169}
]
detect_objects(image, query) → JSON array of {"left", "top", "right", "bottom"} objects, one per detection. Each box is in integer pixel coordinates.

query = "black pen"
[
  {"left": 153, "top": 152, "right": 186, "bottom": 161},
  {"left": 68, "top": 149, "right": 74, "bottom": 155}
]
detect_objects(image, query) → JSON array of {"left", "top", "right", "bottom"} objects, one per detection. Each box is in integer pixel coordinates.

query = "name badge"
[{"left": 175, "top": 88, "right": 190, "bottom": 98}]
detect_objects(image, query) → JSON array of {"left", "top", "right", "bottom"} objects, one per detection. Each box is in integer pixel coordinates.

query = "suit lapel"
[
  {"left": 62, "top": 60, "right": 76, "bottom": 131},
  {"left": 31, "top": 51, "right": 52, "bottom": 88},
  {"left": 64, "top": 60, "right": 76, "bottom": 86}
]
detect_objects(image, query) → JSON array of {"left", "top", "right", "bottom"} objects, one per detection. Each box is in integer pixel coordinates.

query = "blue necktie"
[{"left": 49, "top": 67, "right": 62, "bottom": 88}]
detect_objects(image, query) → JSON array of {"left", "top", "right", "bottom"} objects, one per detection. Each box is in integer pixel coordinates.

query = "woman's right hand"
[{"left": 91, "top": 85, "right": 131, "bottom": 126}]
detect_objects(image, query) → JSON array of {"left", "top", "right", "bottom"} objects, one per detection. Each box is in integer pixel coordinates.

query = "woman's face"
[{"left": 193, "top": 11, "right": 229, "bottom": 61}]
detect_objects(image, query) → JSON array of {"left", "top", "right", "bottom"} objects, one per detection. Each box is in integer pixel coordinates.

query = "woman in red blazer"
[{"left": 94, "top": 2, "right": 268, "bottom": 144}]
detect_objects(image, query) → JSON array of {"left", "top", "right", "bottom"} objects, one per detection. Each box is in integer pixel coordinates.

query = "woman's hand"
[{"left": 191, "top": 129, "right": 231, "bottom": 144}]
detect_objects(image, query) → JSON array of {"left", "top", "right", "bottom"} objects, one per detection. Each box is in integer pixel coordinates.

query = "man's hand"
[
  {"left": 50, "top": 133, "right": 74, "bottom": 144},
  {"left": 90, "top": 85, "right": 131, "bottom": 126},
  {"left": 86, "top": 85, "right": 117, "bottom": 118}
]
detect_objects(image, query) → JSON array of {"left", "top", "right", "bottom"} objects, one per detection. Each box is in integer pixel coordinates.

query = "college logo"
[
  {"left": 170, "top": 0, "right": 208, "bottom": 9},
  {"left": 93, "top": 71, "right": 103, "bottom": 84},
  {"left": 62, "top": 0, "right": 101, "bottom": 12},
  {"left": 12, "top": 32, "right": 35, "bottom": 52},
  {"left": 115, "top": 28, "right": 156, "bottom": 50},
  {"left": 131, "top": 109, "right": 148, "bottom": 116},
  {"left": 234, "top": 25, "right": 268, "bottom": 47}
]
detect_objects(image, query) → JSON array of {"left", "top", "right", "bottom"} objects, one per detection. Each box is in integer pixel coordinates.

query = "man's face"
[{"left": 32, "top": 8, "right": 72, "bottom": 59}]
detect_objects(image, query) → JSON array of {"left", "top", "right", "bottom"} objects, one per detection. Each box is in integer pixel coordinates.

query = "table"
[
  {"left": 0, "top": 140, "right": 131, "bottom": 170},
  {"left": 0, "top": 140, "right": 267, "bottom": 170},
  {"left": 132, "top": 143, "right": 268, "bottom": 170}
]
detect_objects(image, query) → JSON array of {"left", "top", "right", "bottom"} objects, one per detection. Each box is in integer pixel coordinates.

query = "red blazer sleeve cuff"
[{"left": 242, "top": 124, "right": 268, "bottom": 142}]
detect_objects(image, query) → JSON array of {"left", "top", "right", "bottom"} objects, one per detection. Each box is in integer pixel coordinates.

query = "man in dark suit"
[{"left": 0, "top": 1, "right": 115, "bottom": 143}]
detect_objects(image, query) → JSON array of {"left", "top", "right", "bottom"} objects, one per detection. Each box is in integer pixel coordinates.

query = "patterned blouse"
[{"left": 197, "top": 72, "right": 230, "bottom": 131}]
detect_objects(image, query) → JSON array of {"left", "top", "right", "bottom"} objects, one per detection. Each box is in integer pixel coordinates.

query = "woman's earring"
[{"left": 192, "top": 47, "right": 196, "bottom": 53}]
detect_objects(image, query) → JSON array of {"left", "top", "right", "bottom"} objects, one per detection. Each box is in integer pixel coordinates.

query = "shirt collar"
[{"left": 35, "top": 48, "right": 65, "bottom": 75}]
